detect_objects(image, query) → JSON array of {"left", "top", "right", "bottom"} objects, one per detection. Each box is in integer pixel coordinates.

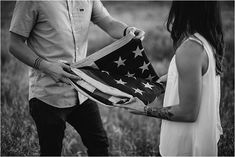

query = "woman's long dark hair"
[{"left": 166, "top": 1, "right": 224, "bottom": 75}]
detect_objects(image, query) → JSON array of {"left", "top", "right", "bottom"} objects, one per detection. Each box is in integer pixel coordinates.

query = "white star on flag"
[
  {"left": 125, "top": 71, "right": 135, "bottom": 78},
  {"left": 114, "top": 56, "right": 126, "bottom": 67},
  {"left": 146, "top": 74, "right": 155, "bottom": 82},
  {"left": 139, "top": 61, "right": 150, "bottom": 73},
  {"left": 132, "top": 46, "right": 143, "bottom": 58},
  {"left": 142, "top": 82, "right": 154, "bottom": 89},
  {"left": 115, "top": 79, "right": 127, "bottom": 85},
  {"left": 132, "top": 88, "right": 144, "bottom": 95},
  {"left": 69, "top": 33, "right": 165, "bottom": 107}
]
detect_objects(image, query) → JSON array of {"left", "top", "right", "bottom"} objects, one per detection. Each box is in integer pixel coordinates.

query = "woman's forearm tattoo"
[{"left": 144, "top": 106, "right": 174, "bottom": 120}]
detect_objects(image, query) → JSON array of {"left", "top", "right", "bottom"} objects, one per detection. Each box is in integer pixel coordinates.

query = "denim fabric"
[{"left": 29, "top": 98, "right": 109, "bottom": 156}]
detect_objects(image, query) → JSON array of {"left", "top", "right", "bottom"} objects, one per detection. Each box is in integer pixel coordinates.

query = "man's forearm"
[
  {"left": 9, "top": 40, "right": 39, "bottom": 68},
  {"left": 107, "top": 18, "right": 128, "bottom": 39},
  {"left": 9, "top": 33, "right": 47, "bottom": 70},
  {"left": 97, "top": 16, "right": 128, "bottom": 39}
]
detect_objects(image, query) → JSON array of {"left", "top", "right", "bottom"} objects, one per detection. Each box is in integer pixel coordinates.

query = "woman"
[{"left": 119, "top": 1, "right": 224, "bottom": 156}]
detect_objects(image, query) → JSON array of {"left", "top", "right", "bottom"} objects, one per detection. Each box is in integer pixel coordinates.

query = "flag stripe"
[
  {"left": 77, "top": 66, "right": 163, "bottom": 104},
  {"left": 93, "top": 89, "right": 127, "bottom": 104},
  {"left": 73, "top": 79, "right": 126, "bottom": 105},
  {"left": 72, "top": 33, "right": 135, "bottom": 68},
  {"left": 71, "top": 67, "right": 133, "bottom": 98},
  {"left": 79, "top": 67, "right": 110, "bottom": 86},
  {"left": 70, "top": 33, "right": 164, "bottom": 106},
  {"left": 69, "top": 79, "right": 114, "bottom": 106}
]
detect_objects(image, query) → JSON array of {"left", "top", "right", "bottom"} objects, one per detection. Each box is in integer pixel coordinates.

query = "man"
[{"left": 9, "top": 0, "right": 144, "bottom": 156}]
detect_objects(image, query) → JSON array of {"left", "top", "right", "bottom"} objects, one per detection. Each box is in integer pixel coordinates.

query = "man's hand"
[
  {"left": 39, "top": 60, "right": 81, "bottom": 84},
  {"left": 126, "top": 27, "right": 145, "bottom": 41}
]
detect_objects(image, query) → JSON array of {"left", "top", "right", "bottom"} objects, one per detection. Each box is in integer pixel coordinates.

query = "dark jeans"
[{"left": 29, "top": 98, "right": 109, "bottom": 156}]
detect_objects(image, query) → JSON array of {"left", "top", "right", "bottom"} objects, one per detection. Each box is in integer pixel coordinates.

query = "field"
[{"left": 1, "top": 1, "right": 234, "bottom": 156}]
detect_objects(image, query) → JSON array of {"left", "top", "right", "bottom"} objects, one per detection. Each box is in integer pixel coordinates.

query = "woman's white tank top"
[{"left": 159, "top": 33, "right": 223, "bottom": 156}]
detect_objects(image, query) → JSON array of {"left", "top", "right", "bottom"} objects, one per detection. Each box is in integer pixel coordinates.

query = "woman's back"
[{"left": 159, "top": 33, "right": 223, "bottom": 156}]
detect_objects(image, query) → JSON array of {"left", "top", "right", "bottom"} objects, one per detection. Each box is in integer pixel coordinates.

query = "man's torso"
[{"left": 10, "top": 0, "right": 109, "bottom": 107}]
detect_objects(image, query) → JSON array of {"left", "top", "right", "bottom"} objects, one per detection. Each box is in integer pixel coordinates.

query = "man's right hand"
[{"left": 39, "top": 60, "right": 81, "bottom": 84}]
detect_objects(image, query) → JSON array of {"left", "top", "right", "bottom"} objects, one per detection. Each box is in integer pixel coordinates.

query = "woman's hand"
[
  {"left": 115, "top": 94, "right": 165, "bottom": 117},
  {"left": 157, "top": 74, "right": 168, "bottom": 83},
  {"left": 39, "top": 60, "right": 81, "bottom": 84},
  {"left": 115, "top": 97, "right": 146, "bottom": 112}
]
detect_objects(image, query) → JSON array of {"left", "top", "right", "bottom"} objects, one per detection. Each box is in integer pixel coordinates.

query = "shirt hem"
[{"left": 29, "top": 96, "right": 77, "bottom": 109}]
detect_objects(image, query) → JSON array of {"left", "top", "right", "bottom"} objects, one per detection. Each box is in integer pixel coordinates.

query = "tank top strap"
[
  {"left": 184, "top": 33, "right": 215, "bottom": 69},
  {"left": 187, "top": 36, "right": 204, "bottom": 47},
  {"left": 179, "top": 34, "right": 204, "bottom": 52},
  {"left": 193, "top": 33, "right": 214, "bottom": 60}
]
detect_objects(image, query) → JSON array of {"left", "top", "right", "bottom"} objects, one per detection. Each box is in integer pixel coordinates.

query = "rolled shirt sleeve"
[
  {"left": 9, "top": 1, "right": 38, "bottom": 38},
  {"left": 91, "top": 0, "right": 110, "bottom": 24}
]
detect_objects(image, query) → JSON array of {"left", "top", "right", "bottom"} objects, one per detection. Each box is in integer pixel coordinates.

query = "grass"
[{"left": 1, "top": 1, "right": 234, "bottom": 156}]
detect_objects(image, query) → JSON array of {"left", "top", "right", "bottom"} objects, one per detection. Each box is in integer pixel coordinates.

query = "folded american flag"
[{"left": 69, "top": 33, "right": 164, "bottom": 106}]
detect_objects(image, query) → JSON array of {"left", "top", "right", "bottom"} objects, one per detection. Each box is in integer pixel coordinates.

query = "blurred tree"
[{"left": 1, "top": 1, "right": 16, "bottom": 28}]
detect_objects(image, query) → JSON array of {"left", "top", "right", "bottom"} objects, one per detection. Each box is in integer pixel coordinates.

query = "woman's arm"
[{"left": 121, "top": 40, "right": 205, "bottom": 122}]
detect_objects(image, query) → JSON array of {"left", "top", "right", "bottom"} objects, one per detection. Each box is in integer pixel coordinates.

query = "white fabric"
[{"left": 159, "top": 33, "right": 223, "bottom": 156}]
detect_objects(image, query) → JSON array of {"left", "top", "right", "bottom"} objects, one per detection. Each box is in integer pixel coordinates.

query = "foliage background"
[{"left": 1, "top": 1, "right": 234, "bottom": 156}]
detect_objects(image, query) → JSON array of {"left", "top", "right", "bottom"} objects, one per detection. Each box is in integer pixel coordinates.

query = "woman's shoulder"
[
  {"left": 176, "top": 35, "right": 204, "bottom": 57},
  {"left": 175, "top": 34, "right": 209, "bottom": 75}
]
